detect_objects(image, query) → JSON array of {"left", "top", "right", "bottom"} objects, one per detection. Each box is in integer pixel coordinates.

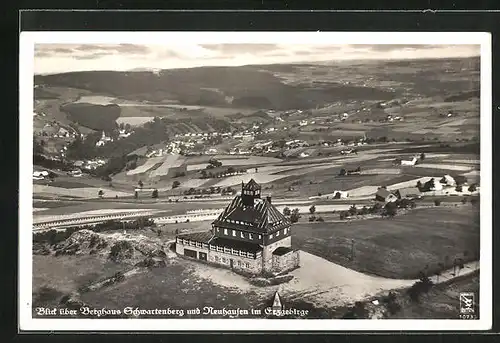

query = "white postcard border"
[{"left": 19, "top": 31, "right": 492, "bottom": 331}]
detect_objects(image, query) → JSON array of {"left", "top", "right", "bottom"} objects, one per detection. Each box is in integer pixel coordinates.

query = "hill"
[
  {"left": 61, "top": 103, "right": 121, "bottom": 131},
  {"left": 34, "top": 65, "right": 396, "bottom": 110}
]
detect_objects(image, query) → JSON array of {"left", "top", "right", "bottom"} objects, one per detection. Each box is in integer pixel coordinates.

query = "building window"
[
  {"left": 238, "top": 260, "right": 242, "bottom": 266},
  {"left": 232, "top": 230, "right": 236, "bottom": 236},
  {"left": 222, "top": 257, "right": 227, "bottom": 263},
  {"left": 276, "top": 230, "right": 280, "bottom": 236},
  {"left": 240, "top": 232, "right": 245, "bottom": 238},
  {"left": 249, "top": 233, "right": 253, "bottom": 240},
  {"left": 224, "top": 229, "right": 228, "bottom": 235},
  {"left": 270, "top": 234, "right": 273, "bottom": 239},
  {"left": 245, "top": 263, "right": 250, "bottom": 268},
  {"left": 258, "top": 235, "right": 262, "bottom": 239}
]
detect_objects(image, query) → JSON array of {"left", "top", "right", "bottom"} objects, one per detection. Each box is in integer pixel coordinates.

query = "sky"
[{"left": 34, "top": 43, "right": 480, "bottom": 75}]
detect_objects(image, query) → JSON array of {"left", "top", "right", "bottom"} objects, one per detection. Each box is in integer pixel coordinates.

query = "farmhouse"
[
  {"left": 331, "top": 191, "right": 349, "bottom": 199},
  {"left": 375, "top": 188, "right": 398, "bottom": 203},
  {"left": 440, "top": 174, "right": 456, "bottom": 187},
  {"left": 175, "top": 179, "right": 300, "bottom": 275},
  {"left": 394, "top": 187, "right": 422, "bottom": 200}
]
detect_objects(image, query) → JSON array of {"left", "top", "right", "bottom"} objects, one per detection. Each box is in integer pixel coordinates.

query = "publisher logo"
[{"left": 460, "top": 292, "right": 475, "bottom": 314}]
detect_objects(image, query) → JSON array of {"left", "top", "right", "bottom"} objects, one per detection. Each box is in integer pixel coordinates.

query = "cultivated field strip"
[
  {"left": 33, "top": 185, "right": 132, "bottom": 199},
  {"left": 149, "top": 154, "right": 184, "bottom": 177},
  {"left": 126, "top": 156, "right": 164, "bottom": 175}
]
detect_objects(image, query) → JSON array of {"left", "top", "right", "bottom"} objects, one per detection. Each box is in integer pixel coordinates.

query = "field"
[
  {"left": 33, "top": 184, "right": 132, "bottom": 199},
  {"left": 149, "top": 154, "right": 185, "bottom": 177},
  {"left": 292, "top": 206, "right": 480, "bottom": 279},
  {"left": 33, "top": 254, "right": 128, "bottom": 308},
  {"left": 126, "top": 156, "right": 164, "bottom": 176}
]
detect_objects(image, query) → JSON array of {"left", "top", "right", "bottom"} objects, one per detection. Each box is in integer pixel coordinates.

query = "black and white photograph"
[{"left": 19, "top": 32, "right": 492, "bottom": 331}]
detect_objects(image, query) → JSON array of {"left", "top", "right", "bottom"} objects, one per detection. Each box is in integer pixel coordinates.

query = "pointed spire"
[{"left": 272, "top": 291, "right": 283, "bottom": 310}]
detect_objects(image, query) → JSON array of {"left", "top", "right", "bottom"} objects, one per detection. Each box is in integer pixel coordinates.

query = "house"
[
  {"left": 440, "top": 174, "right": 456, "bottom": 187},
  {"left": 394, "top": 187, "right": 422, "bottom": 200},
  {"left": 375, "top": 188, "right": 398, "bottom": 203},
  {"left": 57, "top": 127, "right": 70, "bottom": 138},
  {"left": 401, "top": 156, "right": 418, "bottom": 166},
  {"left": 331, "top": 191, "right": 349, "bottom": 199},
  {"left": 33, "top": 170, "right": 49, "bottom": 180},
  {"left": 69, "top": 169, "right": 82, "bottom": 177},
  {"left": 96, "top": 131, "right": 113, "bottom": 147},
  {"left": 175, "top": 179, "right": 300, "bottom": 275}
]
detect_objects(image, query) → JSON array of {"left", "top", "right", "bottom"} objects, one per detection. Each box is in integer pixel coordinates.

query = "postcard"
[{"left": 19, "top": 31, "right": 492, "bottom": 331}]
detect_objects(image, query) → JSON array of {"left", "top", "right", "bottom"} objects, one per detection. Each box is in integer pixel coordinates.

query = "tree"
[
  {"left": 309, "top": 216, "right": 316, "bottom": 222},
  {"left": 339, "top": 211, "right": 347, "bottom": 220},
  {"left": 134, "top": 191, "right": 138, "bottom": 199},
  {"left": 152, "top": 189, "right": 158, "bottom": 198},
  {"left": 383, "top": 291, "right": 401, "bottom": 315},
  {"left": 283, "top": 207, "right": 291, "bottom": 216},
  {"left": 98, "top": 189, "right": 104, "bottom": 198},
  {"left": 434, "top": 199, "right": 441, "bottom": 206},
  {"left": 339, "top": 168, "right": 347, "bottom": 176},
  {"left": 309, "top": 205, "right": 316, "bottom": 214},
  {"left": 420, "top": 152, "right": 425, "bottom": 161},
  {"left": 455, "top": 185, "right": 463, "bottom": 192},
  {"left": 348, "top": 205, "right": 358, "bottom": 216},
  {"left": 468, "top": 184, "right": 478, "bottom": 192},
  {"left": 172, "top": 180, "right": 181, "bottom": 189},
  {"left": 200, "top": 170, "right": 207, "bottom": 179},
  {"left": 290, "top": 208, "right": 301, "bottom": 223},
  {"left": 416, "top": 180, "right": 423, "bottom": 190},
  {"left": 383, "top": 202, "right": 397, "bottom": 217},
  {"left": 138, "top": 180, "right": 144, "bottom": 188},
  {"left": 316, "top": 216, "right": 324, "bottom": 222},
  {"left": 461, "top": 197, "right": 468, "bottom": 204}
]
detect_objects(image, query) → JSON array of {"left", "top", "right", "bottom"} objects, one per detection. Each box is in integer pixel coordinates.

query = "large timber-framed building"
[{"left": 175, "top": 179, "right": 300, "bottom": 275}]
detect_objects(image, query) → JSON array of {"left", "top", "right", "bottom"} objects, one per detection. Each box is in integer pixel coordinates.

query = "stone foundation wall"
[
  {"left": 208, "top": 250, "right": 262, "bottom": 274},
  {"left": 262, "top": 236, "right": 292, "bottom": 273},
  {"left": 272, "top": 250, "right": 300, "bottom": 273}
]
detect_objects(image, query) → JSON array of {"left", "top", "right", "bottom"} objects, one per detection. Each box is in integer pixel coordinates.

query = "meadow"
[{"left": 291, "top": 205, "right": 480, "bottom": 279}]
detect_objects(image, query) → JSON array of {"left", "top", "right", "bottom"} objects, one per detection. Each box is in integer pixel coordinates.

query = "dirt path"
[{"left": 187, "top": 250, "right": 479, "bottom": 310}]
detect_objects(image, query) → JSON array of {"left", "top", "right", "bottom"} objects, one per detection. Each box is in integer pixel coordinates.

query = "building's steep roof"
[
  {"left": 212, "top": 195, "right": 290, "bottom": 234},
  {"left": 177, "top": 231, "right": 214, "bottom": 243},
  {"left": 396, "top": 187, "right": 421, "bottom": 197},
  {"left": 243, "top": 178, "right": 261, "bottom": 191},
  {"left": 375, "top": 188, "right": 392, "bottom": 198},
  {"left": 210, "top": 237, "right": 262, "bottom": 253}
]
